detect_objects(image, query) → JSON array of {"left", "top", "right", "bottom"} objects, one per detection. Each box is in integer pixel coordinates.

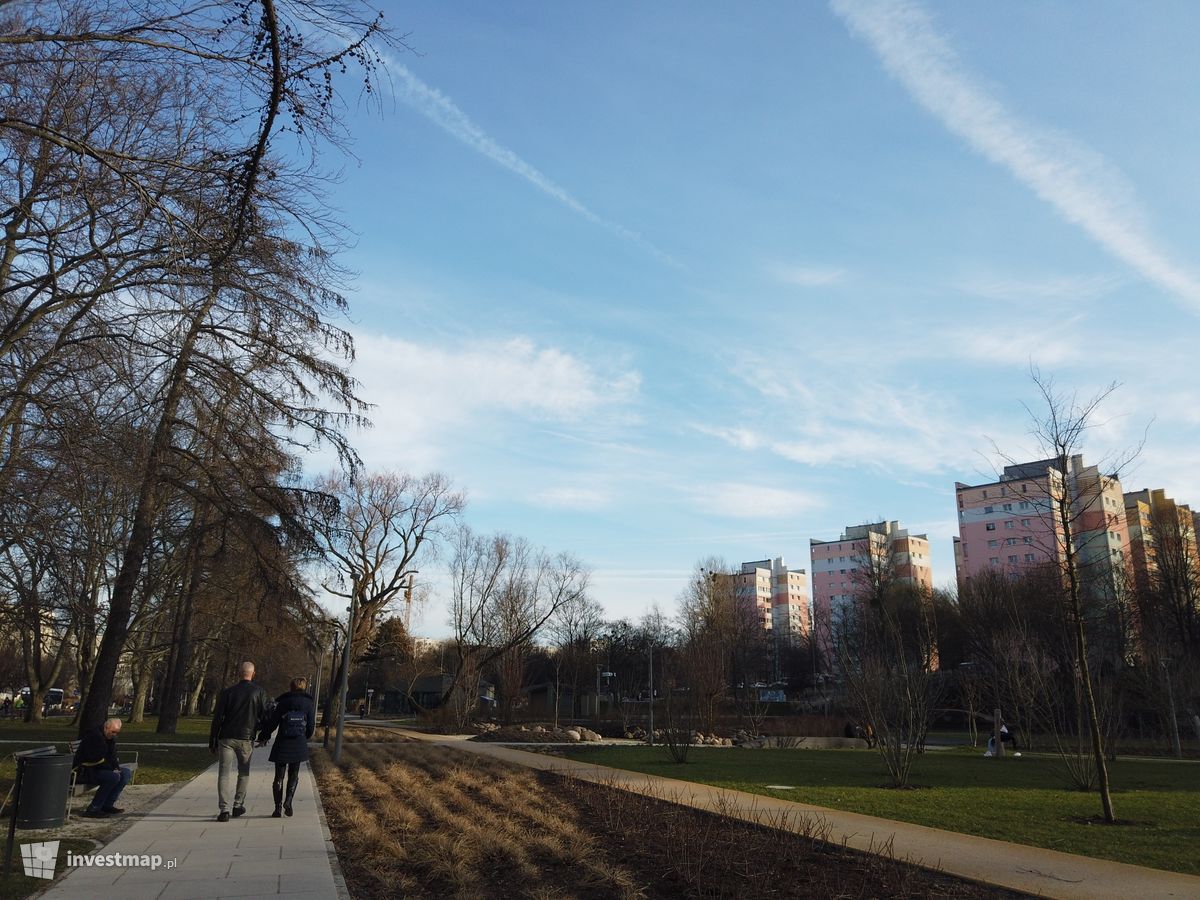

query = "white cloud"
[
  {"left": 831, "top": 0, "right": 1200, "bottom": 310},
  {"left": 531, "top": 485, "right": 612, "bottom": 511},
  {"left": 390, "top": 63, "right": 681, "bottom": 268},
  {"left": 953, "top": 272, "right": 1123, "bottom": 302},
  {"left": 348, "top": 331, "right": 640, "bottom": 470},
  {"left": 691, "top": 483, "right": 826, "bottom": 519},
  {"left": 769, "top": 263, "right": 847, "bottom": 288},
  {"left": 706, "top": 367, "right": 1019, "bottom": 477},
  {"left": 937, "top": 317, "right": 1087, "bottom": 367}
]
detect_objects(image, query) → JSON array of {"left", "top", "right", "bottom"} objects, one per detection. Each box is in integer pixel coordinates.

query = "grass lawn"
[
  {"left": 1, "top": 744, "right": 213, "bottom": 799},
  {"left": 563, "top": 745, "right": 1200, "bottom": 875},
  {"left": 0, "top": 715, "right": 211, "bottom": 745}
]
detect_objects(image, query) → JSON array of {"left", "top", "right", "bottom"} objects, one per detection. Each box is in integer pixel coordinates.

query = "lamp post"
[
  {"left": 647, "top": 644, "right": 654, "bottom": 746},
  {"left": 1162, "top": 658, "right": 1182, "bottom": 759},
  {"left": 333, "top": 596, "right": 358, "bottom": 764}
]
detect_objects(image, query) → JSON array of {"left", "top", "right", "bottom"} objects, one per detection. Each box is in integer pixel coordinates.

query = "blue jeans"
[{"left": 88, "top": 766, "right": 132, "bottom": 811}]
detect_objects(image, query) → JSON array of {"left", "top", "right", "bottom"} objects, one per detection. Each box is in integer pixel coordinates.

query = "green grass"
[
  {"left": 0, "top": 715, "right": 211, "bottom": 745},
  {"left": 562, "top": 745, "right": 1200, "bottom": 875},
  {"left": 1, "top": 744, "right": 213, "bottom": 799}
]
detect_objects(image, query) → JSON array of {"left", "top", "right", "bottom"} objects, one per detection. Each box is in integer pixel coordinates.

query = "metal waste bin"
[{"left": 15, "top": 751, "right": 73, "bottom": 829}]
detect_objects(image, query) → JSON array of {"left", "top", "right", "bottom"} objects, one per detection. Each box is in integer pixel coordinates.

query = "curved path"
[{"left": 389, "top": 726, "right": 1200, "bottom": 900}]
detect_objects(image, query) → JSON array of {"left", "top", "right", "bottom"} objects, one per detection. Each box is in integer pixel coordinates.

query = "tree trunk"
[
  {"left": 1058, "top": 453, "right": 1116, "bottom": 823},
  {"left": 129, "top": 662, "right": 155, "bottom": 724},
  {"left": 157, "top": 553, "right": 201, "bottom": 734},
  {"left": 79, "top": 304, "right": 212, "bottom": 736}
]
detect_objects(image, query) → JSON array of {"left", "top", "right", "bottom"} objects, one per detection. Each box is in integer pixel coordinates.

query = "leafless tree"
[{"left": 445, "top": 526, "right": 589, "bottom": 727}]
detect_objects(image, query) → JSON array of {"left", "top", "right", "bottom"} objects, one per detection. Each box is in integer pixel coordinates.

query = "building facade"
[
  {"left": 736, "top": 557, "right": 811, "bottom": 642},
  {"left": 809, "top": 521, "right": 932, "bottom": 665},
  {"left": 1123, "top": 487, "right": 1199, "bottom": 603},
  {"left": 954, "top": 455, "right": 1129, "bottom": 599}
]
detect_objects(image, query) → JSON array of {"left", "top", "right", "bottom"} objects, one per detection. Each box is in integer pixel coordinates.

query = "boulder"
[{"left": 565, "top": 729, "right": 581, "bottom": 742}]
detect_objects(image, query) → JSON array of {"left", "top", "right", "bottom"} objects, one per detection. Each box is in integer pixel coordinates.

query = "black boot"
[
  {"left": 283, "top": 779, "right": 298, "bottom": 817},
  {"left": 271, "top": 781, "right": 283, "bottom": 818}
]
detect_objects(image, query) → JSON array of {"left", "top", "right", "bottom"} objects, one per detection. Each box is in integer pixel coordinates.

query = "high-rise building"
[
  {"left": 736, "top": 557, "right": 811, "bottom": 642},
  {"left": 954, "top": 455, "right": 1129, "bottom": 598},
  {"left": 1123, "top": 488, "right": 1199, "bottom": 601},
  {"left": 809, "top": 521, "right": 932, "bottom": 664}
]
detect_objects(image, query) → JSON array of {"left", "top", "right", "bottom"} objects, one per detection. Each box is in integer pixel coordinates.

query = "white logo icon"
[{"left": 20, "top": 841, "right": 60, "bottom": 880}]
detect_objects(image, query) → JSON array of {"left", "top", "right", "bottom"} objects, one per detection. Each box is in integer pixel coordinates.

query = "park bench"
[{"left": 65, "top": 740, "right": 139, "bottom": 821}]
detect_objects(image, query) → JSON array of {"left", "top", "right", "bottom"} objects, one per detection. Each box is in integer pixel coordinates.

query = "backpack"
[{"left": 281, "top": 708, "right": 307, "bottom": 739}]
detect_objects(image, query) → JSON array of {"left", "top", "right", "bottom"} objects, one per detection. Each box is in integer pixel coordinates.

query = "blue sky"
[{"left": 314, "top": 0, "right": 1200, "bottom": 636}]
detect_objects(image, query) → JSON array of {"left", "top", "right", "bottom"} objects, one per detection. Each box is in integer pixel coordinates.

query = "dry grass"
[
  {"left": 314, "top": 744, "right": 1027, "bottom": 900},
  {"left": 333, "top": 725, "right": 415, "bottom": 743},
  {"left": 314, "top": 744, "right": 644, "bottom": 900}
]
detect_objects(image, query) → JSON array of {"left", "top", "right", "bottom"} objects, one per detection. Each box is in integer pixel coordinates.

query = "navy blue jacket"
[{"left": 258, "top": 690, "right": 315, "bottom": 764}]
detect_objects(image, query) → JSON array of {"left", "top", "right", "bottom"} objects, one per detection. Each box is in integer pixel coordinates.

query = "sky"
[{"left": 310, "top": 0, "right": 1200, "bottom": 637}]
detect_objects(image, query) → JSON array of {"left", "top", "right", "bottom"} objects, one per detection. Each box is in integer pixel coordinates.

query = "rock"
[
  {"left": 565, "top": 729, "right": 581, "bottom": 742},
  {"left": 531, "top": 725, "right": 544, "bottom": 733}
]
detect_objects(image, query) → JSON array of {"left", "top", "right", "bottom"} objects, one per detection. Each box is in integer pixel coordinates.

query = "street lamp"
[{"left": 1162, "top": 658, "right": 1182, "bottom": 759}]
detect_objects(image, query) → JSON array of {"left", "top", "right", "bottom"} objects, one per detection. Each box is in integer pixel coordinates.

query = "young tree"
[{"left": 999, "top": 372, "right": 1139, "bottom": 821}]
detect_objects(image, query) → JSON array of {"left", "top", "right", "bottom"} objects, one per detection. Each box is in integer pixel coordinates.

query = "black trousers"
[{"left": 273, "top": 761, "right": 300, "bottom": 794}]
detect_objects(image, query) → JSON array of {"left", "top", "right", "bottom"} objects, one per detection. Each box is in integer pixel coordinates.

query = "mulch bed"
[{"left": 316, "top": 744, "right": 1030, "bottom": 899}]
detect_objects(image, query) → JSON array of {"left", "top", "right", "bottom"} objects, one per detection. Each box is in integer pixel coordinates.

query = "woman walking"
[{"left": 257, "top": 677, "right": 316, "bottom": 817}]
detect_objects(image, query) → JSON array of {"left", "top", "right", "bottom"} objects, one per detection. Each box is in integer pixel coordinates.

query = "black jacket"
[
  {"left": 258, "top": 690, "right": 315, "bottom": 764},
  {"left": 73, "top": 727, "right": 120, "bottom": 785},
  {"left": 209, "top": 680, "right": 269, "bottom": 747}
]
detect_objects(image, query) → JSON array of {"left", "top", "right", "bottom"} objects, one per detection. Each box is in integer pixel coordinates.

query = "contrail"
[
  {"left": 832, "top": 0, "right": 1200, "bottom": 309},
  {"left": 390, "top": 62, "right": 683, "bottom": 269}
]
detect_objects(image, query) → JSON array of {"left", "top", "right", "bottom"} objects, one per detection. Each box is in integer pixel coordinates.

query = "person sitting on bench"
[{"left": 74, "top": 718, "right": 133, "bottom": 817}]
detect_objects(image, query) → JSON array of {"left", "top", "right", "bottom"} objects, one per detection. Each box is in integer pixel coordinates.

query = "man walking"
[{"left": 209, "top": 661, "right": 269, "bottom": 821}]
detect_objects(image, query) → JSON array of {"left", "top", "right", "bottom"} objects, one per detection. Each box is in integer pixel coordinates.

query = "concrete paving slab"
[
  {"left": 40, "top": 736, "right": 345, "bottom": 899},
  {"left": 392, "top": 727, "right": 1200, "bottom": 900}
]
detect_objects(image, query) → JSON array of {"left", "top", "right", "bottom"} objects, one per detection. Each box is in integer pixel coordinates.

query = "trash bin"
[{"left": 15, "top": 752, "right": 73, "bottom": 829}]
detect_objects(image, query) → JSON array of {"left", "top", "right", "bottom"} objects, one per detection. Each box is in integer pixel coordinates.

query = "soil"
[{"left": 315, "top": 744, "right": 1031, "bottom": 899}]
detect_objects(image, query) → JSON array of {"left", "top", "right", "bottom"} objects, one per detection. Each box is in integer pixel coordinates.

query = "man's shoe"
[
  {"left": 80, "top": 809, "right": 109, "bottom": 819},
  {"left": 231, "top": 806, "right": 246, "bottom": 818},
  {"left": 101, "top": 806, "right": 124, "bottom": 814},
  {"left": 217, "top": 811, "right": 231, "bottom": 822},
  {"left": 271, "top": 806, "right": 282, "bottom": 818}
]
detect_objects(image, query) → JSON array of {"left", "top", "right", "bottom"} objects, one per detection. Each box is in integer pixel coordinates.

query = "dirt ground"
[{"left": 314, "top": 743, "right": 1030, "bottom": 899}]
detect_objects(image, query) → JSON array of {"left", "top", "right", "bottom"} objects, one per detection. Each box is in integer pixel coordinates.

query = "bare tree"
[
  {"left": 313, "top": 470, "right": 464, "bottom": 727},
  {"left": 998, "top": 372, "right": 1140, "bottom": 822},
  {"left": 445, "top": 526, "right": 589, "bottom": 727}
]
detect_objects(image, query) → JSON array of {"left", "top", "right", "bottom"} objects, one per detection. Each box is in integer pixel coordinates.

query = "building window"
[
  {"left": 1020, "top": 501, "right": 1030, "bottom": 509},
  {"left": 1006, "top": 538, "right": 1016, "bottom": 546},
  {"left": 1003, "top": 503, "right": 1012, "bottom": 511},
  {"left": 986, "top": 523, "right": 996, "bottom": 531},
  {"left": 1024, "top": 553, "right": 1036, "bottom": 562},
  {"left": 982, "top": 490, "right": 988, "bottom": 499},
  {"left": 988, "top": 540, "right": 999, "bottom": 548},
  {"left": 989, "top": 557, "right": 1000, "bottom": 565},
  {"left": 1022, "top": 484, "right": 1028, "bottom": 493},
  {"left": 1021, "top": 518, "right": 1031, "bottom": 526},
  {"left": 1005, "top": 521, "right": 1014, "bottom": 529},
  {"left": 1008, "top": 555, "right": 1018, "bottom": 564},
  {"left": 984, "top": 506, "right": 994, "bottom": 514},
  {"left": 1024, "top": 536, "right": 1033, "bottom": 544}
]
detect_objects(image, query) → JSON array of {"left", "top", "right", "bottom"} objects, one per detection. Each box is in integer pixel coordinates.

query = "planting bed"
[{"left": 314, "top": 743, "right": 1026, "bottom": 899}]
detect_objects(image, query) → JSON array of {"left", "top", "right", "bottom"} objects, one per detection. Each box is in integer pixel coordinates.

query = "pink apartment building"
[
  {"left": 736, "top": 557, "right": 811, "bottom": 643},
  {"left": 809, "top": 521, "right": 932, "bottom": 666},
  {"left": 955, "top": 455, "right": 1129, "bottom": 599}
]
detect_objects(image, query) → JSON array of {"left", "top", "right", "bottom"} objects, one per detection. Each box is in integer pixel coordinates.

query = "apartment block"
[
  {"left": 809, "top": 521, "right": 932, "bottom": 663},
  {"left": 955, "top": 455, "right": 1129, "bottom": 598},
  {"left": 1123, "top": 488, "right": 1199, "bottom": 600},
  {"left": 737, "top": 557, "right": 811, "bottom": 642}
]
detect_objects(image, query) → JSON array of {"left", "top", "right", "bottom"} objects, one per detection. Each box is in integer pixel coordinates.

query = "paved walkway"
[
  {"left": 393, "top": 727, "right": 1200, "bottom": 900},
  {"left": 42, "top": 745, "right": 344, "bottom": 900}
]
